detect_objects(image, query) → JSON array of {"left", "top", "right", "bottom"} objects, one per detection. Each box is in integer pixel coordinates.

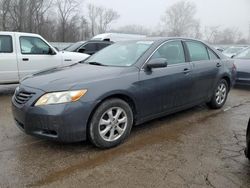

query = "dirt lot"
[{"left": 0, "top": 85, "right": 250, "bottom": 188}]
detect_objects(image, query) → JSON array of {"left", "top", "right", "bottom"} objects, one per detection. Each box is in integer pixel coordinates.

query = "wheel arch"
[
  {"left": 221, "top": 75, "right": 231, "bottom": 90},
  {"left": 86, "top": 92, "right": 138, "bottom": 138}
]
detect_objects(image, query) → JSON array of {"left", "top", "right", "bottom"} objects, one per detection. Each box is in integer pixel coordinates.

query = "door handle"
[
  {"left": 183, "top": 68, "right": 191, "bottom": 74},
  {"left": 22, "top": 58, "right": 29, "bottom": 61},
  {"left": 216, "top": 63, "right": 222, "bottom": 67}
]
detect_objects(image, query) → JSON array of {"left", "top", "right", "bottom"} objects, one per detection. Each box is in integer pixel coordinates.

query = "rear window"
[{"left": 0, "top": 35, "right": 13, "bottom": 53}]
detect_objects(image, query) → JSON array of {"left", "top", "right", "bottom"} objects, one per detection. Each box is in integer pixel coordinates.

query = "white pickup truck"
[{"left": 0, "top": 32, "right": 89, "bottom": 84}]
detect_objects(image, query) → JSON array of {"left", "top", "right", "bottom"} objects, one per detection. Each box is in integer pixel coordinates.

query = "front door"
[
  {"left": 138, "top": 40, "right": 193, "bottom": 119},
  {"left": 16, "top": 35, "right": 61, "bottom": 79}
]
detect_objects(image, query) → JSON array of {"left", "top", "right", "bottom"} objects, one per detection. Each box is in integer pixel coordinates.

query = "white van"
[
  {"left": 0, "top": 32, "right": 89, "bottom": 84},
  {"left": 92, "top": 33, "right": 146, "bottom": 42}
]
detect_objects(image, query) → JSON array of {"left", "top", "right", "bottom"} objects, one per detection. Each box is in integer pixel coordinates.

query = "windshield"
[
  {"left": 223, "top": 47, "right": 244, "bottom": 54},
  {"left": 85, "top": 41, "right": 154, "bottom": 67},
  {"left": 64, "top": 42, "right": 85, "bottom": 51},
  {"left": 234, "top": 48, "right": 250, "bottom": 59}
]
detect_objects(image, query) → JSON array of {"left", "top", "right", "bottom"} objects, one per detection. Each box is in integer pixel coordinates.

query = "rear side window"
[
  {"left": 0, "top": 35, "right": 13, "bottom": 53},
  {"left": 186, "top": 41, "right": 209, "bottom": 61},
  {"left": 208, "top": 48, "right": 219, "bottom": 60},
  {"left": 151, "top": 41, "right": 185, "bottom": 65}
]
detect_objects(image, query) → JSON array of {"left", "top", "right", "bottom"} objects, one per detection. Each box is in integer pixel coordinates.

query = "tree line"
[
  {"left": 0, "top": 0, "right": 119, "bottom": 42},
  {"left": 0, "top": 0, "right": 248, "bottom": 44}
]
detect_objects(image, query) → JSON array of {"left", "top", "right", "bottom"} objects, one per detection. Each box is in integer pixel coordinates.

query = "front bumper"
[{"left": 12, "top": 85, "right": 93, "bottom": 143}]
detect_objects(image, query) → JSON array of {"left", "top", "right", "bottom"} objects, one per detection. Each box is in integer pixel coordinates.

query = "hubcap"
[
  {"left": 215, "top": 83, "right": 227, "bottom": 105},
  {"left": 98, "top": 107, "right": 128, "bottom": 142}
]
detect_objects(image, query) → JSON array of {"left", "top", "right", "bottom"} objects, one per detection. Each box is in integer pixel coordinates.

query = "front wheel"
[
  {"left": 88, "top": 98, "right": 133, "bottom": 149},
  {"left": 207, "top": 79, "right": 229, "bottom": 109}
]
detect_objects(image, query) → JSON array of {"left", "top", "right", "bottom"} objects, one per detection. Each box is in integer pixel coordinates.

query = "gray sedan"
[
  {"left": 12, "top": 38, "right": 236, "bottom": 148},
  {"left": 233, "top": 47, "right": 250, "bottom": 86}
]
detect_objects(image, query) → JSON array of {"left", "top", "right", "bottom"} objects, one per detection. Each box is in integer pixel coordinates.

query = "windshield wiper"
[{"left": 88, "top": 62, "right": 107, "bottom": 66}]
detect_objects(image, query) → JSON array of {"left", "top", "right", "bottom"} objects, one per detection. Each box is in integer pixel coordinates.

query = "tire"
[
  {"left": 245, "top": 147, "right": 249, "bottom": 160},
  {"left": 88, "top": 98, "right": 133, "bottom": 149},
  {"left": 207, "top": 79, "right": 229, "bottom": 109}
]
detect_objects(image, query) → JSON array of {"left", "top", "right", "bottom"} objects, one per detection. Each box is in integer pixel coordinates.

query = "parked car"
[
  {"left": 222, "top": 46, "right": 247, "bottom": 58},
  {"left": 214, "top": 46, "right": 225, "bottom": 52},
  {"left": 12, "top": 38, "right": 236, "bottom": 148},
  {"left": 245, "top": 118, "right": 250, "bottom": 160},
  {"left": 0, "top": 32, "right": 89, "bottom": 84},
  {"left": 92, "top": 33, "right": 146, "bottom": 42},
  {"left": 64, "top": 40, "right": 114, "bottom": 55},
  {"left": 233, "top": 47, "right": 250, "bottom": 86}
]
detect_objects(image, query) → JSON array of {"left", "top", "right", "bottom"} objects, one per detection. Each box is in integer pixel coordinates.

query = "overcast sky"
[{"left": 86, "top": 0, "right": 250, "bottom": 37}]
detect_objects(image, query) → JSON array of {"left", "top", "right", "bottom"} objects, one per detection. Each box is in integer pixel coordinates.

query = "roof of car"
[
  {"left": 0, "top": 31, "right": 41, "bottom": 37},
  {"left": 115, "top": 37, "right": 206, "bottom": 43}
]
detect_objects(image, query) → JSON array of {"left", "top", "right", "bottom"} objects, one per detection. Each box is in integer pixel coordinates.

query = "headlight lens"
[{"left": 35, "top": 89, "right": 87, "bottom": 106}]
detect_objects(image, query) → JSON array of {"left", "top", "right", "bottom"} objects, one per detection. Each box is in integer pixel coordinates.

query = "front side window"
[
  {"left": 82, "top": 43, "right": 97, "bottom": 52},
  {"left": 151, "top": 41, "right": 185, "bottom": 65},
  {"left": 85, "top": 41, "right": 153, "bottom": 67},
  {"left": 0, "top": 35, "right": 13, "bottom": 53},
  {"left": 97, "top": 43, "right": 111, "bottom": 50},
  {"left": 186, "top": 41, "right": 209, "bottom": 61},
  {"left": 20, "top": 36, "right": 51, "bottom": 55},
  {"left": 208, "top": 48, "right": 219, "bottom": 60}
]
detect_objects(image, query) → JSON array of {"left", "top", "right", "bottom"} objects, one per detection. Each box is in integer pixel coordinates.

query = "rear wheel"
[
  {"left": 207, "top": 79, "right": 228, "bottom": 109},
  {"left": 88, "top": 98, "right": 133, "bottom": 149}
]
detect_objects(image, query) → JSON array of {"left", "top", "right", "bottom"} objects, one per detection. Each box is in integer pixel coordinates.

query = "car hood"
[
  {"left": 21, "top": 63, "right": 129, "bottom": 92},
  {"left": 59, "top": 51, "right": 89, "bottom": 62}
]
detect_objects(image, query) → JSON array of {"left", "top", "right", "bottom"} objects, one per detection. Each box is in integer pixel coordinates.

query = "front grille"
[{"left": 14, "top": 91, "right": 35, "bottom": 105}]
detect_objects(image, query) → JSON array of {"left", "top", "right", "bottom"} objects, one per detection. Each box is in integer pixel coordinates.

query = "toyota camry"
[{"left": 12, "top": 38, "right": 236, "bottom": 148}]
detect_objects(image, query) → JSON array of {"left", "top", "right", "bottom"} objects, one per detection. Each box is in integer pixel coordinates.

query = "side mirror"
[
  {"left": 146, "top": 58, "right": 168, "bottom": 70},
  {"left": 48, "top": 47, "right": 56, "bottom": 55},
  {"left": 78, "top": 48, "right": 86, "bottom": 53}
]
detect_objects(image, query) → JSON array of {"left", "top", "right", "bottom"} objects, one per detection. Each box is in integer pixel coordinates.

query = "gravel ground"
[{"left": 0, "top": 85, "right": 249, "bottom": 188}]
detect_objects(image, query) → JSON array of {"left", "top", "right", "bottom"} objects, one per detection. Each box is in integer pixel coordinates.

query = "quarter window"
[
  {"left": 0, "top": 35, "right": 13, "bottom": 53},
  {"left": 186, "top": 41, "right": 209, "bottom": 61},
  {"left": 20, "top": 36, "right": 51, "bottom": 55},
  {"left": 151, "top": 41, "right": 185, "bottom": 65}
]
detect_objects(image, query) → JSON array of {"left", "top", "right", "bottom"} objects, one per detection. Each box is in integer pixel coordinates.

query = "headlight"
[{"left": 35, "top": 90, "right": 87, "bottom": 106}]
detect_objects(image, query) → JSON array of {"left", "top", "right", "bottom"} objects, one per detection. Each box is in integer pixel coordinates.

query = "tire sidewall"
[
  {"left": 89, "top": 99, "right": 133, "bottom": 148},
  {"left": 211, "top": 79, "right": 229, "bottom": 109}
]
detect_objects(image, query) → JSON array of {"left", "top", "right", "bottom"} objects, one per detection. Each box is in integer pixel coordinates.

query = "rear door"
[
  {"left": 184, "top": 40, "right": 221, "bottom": 101},
  {"left": 16, "top": 34, "right": 61, "bottom": 79},
  {"left": 0, "top": 34, "right": 19, "bottom": 83}
]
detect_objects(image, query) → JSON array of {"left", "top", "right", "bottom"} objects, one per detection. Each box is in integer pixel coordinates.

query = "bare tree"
[
  {"left": 97, "top": 7, "right": 120, "bottom": 33},
  {"left": 0, "top": 0, "right": 12, "bottom": 30},
  {"left": 87, "top": 4, "right": 99, "bottom": 36},
  {"left": 204, "top": 26, "right": 245, "bottom": 44},
  {"left": 161, "top": 1, "right": 200, "bottom": 37},
  {"left": 87, "top": 4, "right": 119, "bottom": 36},
  {"left": 56, "top": 0, "right": 80, "bottom": 42}
]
